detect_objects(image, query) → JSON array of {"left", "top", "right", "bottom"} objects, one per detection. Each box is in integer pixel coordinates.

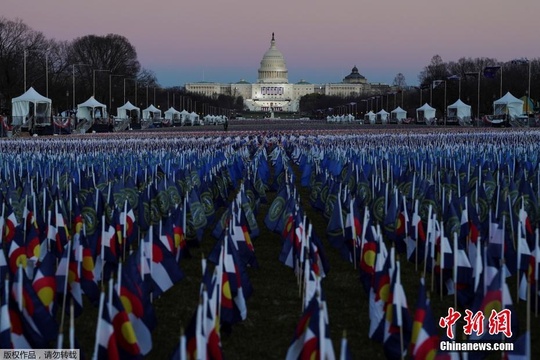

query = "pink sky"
[{"left": 4, "top": 0, "right": 539, "bottom": 87}]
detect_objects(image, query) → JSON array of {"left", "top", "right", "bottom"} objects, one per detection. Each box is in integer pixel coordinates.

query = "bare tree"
[
  {"left": 0, "top": 17, "right": 47, "bottom": 110},
  {"left": 392, "top": 73, "right": 407, "bottom": 88},
  {"left": 68, "top": 34, "right": 141, "bottom": 101}
]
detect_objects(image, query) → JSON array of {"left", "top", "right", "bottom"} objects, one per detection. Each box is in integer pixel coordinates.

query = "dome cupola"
[
  {"left": 343, "top": 66, "right": 366, "bottom": 84},
  {"left": 257, "top": 33, "right": 288, "bottom": 83}
]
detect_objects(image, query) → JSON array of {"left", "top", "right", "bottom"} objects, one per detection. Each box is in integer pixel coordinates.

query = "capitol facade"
[{"left": 185, "top": 33, "right": 392, "bottom": 112}]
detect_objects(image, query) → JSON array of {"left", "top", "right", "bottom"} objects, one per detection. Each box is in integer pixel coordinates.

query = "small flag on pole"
[{"left": 432, "top": 80, "right": 445, "bottom": 89}]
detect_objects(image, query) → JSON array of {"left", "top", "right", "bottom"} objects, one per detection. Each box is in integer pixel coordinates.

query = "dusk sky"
[{"left": 4, "top": 0, "right": 539, "bottom": 88}]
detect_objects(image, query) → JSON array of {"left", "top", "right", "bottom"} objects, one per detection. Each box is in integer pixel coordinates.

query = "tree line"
[
  {"left": 301, "top": 55, "right": 539, "bottom": 119},
  {"left": 0, "top": 17, "right": 241, "bottom": 117},
  {"left": 1, "top": 16, "right": 537, "bottom": 119}
]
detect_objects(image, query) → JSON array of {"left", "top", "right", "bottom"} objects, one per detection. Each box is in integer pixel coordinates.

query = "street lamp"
[
  {"left": 93, "top": 69, "right": 110, "bottom": 98},
  {"left": 72, "top": 63, "right": 91, "bottom": 110},
  {"left": 109, "top": 74, "right": 124, "bottom": 112}
]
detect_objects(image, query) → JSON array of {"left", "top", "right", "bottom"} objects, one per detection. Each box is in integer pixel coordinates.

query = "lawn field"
[{"left": 3, "top": 123, "right": 539, "bottom": 360}]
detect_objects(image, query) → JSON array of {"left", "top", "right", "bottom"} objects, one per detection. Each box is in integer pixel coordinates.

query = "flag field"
[{"left": 1, "top": 125, "right": 539, "bottom": 359}]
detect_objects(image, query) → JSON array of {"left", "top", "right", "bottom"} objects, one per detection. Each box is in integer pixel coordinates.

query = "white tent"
[
  {"left": 164, "top": 107, "right": 181, "bottom": 120},
  {"left": 204, "top": 114, "right": 214, "bottom": 124},
  {"left": 416, "top": 103, "right": 436, "bottom": 123},
  {"left": 142, "top": 104, "right": 162, "bottom": 120},
  {"left": 11, "top": 87, "right": 52, "bottom": 125},
  {"left": 180, "top": 110, "right": 190, "bottom": 125},
  {"left": 116, "top": 101, "right": 140, "bottom": 120},
  {"left": 189, "top": 111, "right": 200, "bottom": 125},
  {"left": 376, "top": 109, "right": 389, "bottom": 123},
  {"left": 391, "top": 106, "right": 407, "bottom": 121},
  {"left": 77, "top": 96, "right": 107, "bottom": 120},
  {"left": 447, "top": 99, "right": 471, "bottom": 121},
  {"left": 493, "top": 92, "right": 523, "bottom": 118},
  {"left": 364, "top": 110, "right": 376, "bottom": 124}
]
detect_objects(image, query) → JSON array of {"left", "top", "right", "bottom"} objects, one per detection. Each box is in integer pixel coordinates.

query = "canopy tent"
[
  {"left": 77, "top": 96, "right": 107, "bottom": 120},
  {"left": 364, "top": 110, "right": 376, "bottom": 124},
  {"left": 204, "top": 114, "right": 214, "bottom": 124},
  {"left": 391, "top": 106, "right": 407, "bottom": 121},
  {"left": 519, "top": 95, "right": 535, "bottom": 114},
  {"left": 142, "top": 104, "right": 162, "bottom": 120},
  {"left": 164, "top": 107, "right": 181, "bottom": 120},
  {"left": 180, "top": 110, "right": 190, "bottom": 125},
  {"left": 116, "top": 101, "right": 140, "bottom": 120},
  {"left": 416, "top": 103, "right": 436, "bottom": 122},
  {"left": 11, "top": 87, "right": 52, "bottom": 126},
  {"left": 376, "top": 109, "right": 389, "bottom": 122},
  {"left": 447, "top": 99, "right": 471, "bottom": 120},
  {"left": 189, "top": 111, "right": 200, "bottom": 125},
  {"left": 493, "top": 92, "right": 523, "bottom": 118}
]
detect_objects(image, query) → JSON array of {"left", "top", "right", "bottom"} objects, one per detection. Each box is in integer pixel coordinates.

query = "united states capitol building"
[{"left": 185, "top": 33, "right": 393, "bottom": 112}]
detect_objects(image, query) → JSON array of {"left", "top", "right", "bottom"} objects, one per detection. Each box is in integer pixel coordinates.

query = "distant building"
[{"left": 185, "top": 33, "right": 392, "bottom": 112}]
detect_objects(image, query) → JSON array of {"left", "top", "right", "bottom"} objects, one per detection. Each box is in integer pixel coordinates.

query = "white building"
[{"left": 185, "top": 33, "right": 391, "bottom": 112}]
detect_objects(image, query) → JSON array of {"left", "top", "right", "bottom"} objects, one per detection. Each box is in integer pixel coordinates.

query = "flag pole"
[
  {"left": 440, "top": 220, "right": 444, "bottom": 301},
  {"left": 351, "top": 199, "right": 357, "bottom": 270},
  {"left": 58, "top": 239, "right": 72, "bottom": 350},
  {"left": 397, "top": 260, "right": 405, "bottom": 360},
  {"left": 430, "top": 215, "right": 436, "bottom": 293},
  {"left": 69, "top": 299, "right": 75, "bottom": 349},
  {"left": 414, "top": 199, "right": 419, "bottom": 272},
  {"left": 517, "top": 220, "right": 522, "bottom": 303},
  {"left": 180, "top": 326, "right": 186, "bottom": 360},
  {"left": 92, "top": 290, "right": 106, "bottom": 360},
  {"left": 423, "top": 205, "right": 432, "bottom": 280},
  {"left": 534, "top": 227, "right": 540, "bottom": 317},
  {"left": 453, "top": 232, "right": 458, "bottom": 311}
]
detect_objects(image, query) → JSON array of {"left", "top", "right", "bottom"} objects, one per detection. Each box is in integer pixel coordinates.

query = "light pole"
[
  {"left": 93, "top": 69, "right": 110, "bottom": 98},
  {"left": 466, "top": 71, "right": 481, "bottom": 121},
  {"left": 23, "top": 48, "right": 49, "bottom": 94},
  {"left": 443, "top": 81, "right": 447, "bottom": 125},
  {"left": 72, "top": 63, "right": 90, "bottom": 110},
  {"left": 527, "top": 60, "right": 531, "bottom": 114},
  {"left": 512, "top": 58, "right": 531, "bottom": 114},
  {"left": 123, "top": 78, "right": 137, "bottom": 104},
  {"left": 109, "top": 74, "right": 123, "bottom": 112},
  {"left": 528, "top": 60, "right": 531, "bottom": 114},
  {"left": 436, "top": 80, "right": 447, "bottom": 126},
  {"left": 360, "top": 99, "right": 367, "bottom": 116}
]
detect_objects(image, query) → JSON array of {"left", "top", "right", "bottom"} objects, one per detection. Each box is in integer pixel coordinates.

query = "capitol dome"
[
  {"left": 343, "top": 66, "right": 366, "bottom": 84},
  {"left": 257, "top": 33, "right": 288, "bottom": 84}
]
